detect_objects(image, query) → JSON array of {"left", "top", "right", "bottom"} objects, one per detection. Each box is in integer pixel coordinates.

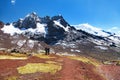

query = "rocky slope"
[{"left": 0, "top": 12, "right": 120, "bottom": 60}]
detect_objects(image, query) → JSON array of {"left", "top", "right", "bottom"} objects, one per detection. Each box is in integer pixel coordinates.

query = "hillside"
[
  {"left": 0, "top": 53, "right": 120, "bottom": 80},
  {"left": 0, "top": 12, "right": 120, "bottom": 61},
  {"left": 0, "top": 12, "right": 120, "bottom": 80}
]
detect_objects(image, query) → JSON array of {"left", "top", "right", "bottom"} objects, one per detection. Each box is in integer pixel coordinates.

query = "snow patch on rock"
[
  {"left": 74, "top": 23, "right": 110, "bottom": 37},
  {"left": 71, "top": 49, "right": 81, "bottom": 52},
  {"left": 1, "top": 24, "right": 23, "bottom": 35},
  {"left": 95, "top": 46, "right": 108, "bottom": 50},
  {"left": 1, "top": 23, "right": 47, "bottom": 37},
  {"left": 17, "top": 40, "right": 26, "bottom": 48},
  {"left": 27, "top": 40, "right": 34, "bottom": 49},
  {"left": 54, "top": 20, "right": 69, "bottom": 32},
  {"left": 36, "top": 23, "right": 47, "bottom": 34},
  {"left": 57, "top": 52, "right": 76, "bottom": 56}
]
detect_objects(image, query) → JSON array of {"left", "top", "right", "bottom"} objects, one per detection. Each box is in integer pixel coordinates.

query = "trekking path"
[
  {"left": 60, "top": 57, "right": 81, "bottom": 80},
  {"left": 59, "top": 56, "right": 106, "bottom": 80}
]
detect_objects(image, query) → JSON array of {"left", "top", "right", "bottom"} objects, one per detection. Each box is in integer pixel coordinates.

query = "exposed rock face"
[
  {"left": 13, "top": 12, "right": 40, "bottom": 29},
  {"left": 13, "top": 13, "right": 72, "bottom": 44},
  {"left": 0, "top": 21, "right": 4, "bottom": 29},
  {"left": 51, "top": 15, "right": 70, "bottom": 27},
  {"left": 0, "top": 12, "right": 120, "bottom": 60},
  {"left": 45, "top": 18, "right": 67, "bottom": 44},
  {"left": 11, "top": 12, "right": 114, "bottom": 46}
]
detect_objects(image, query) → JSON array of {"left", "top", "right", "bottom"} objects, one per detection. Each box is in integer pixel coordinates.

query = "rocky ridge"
[{"left": 0, "top": 12, "right": 120, "bottom": 60}]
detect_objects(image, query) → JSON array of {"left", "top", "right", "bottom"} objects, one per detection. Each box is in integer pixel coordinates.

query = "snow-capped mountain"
[
  {"left": 1, "top": 12, "right": 120, "bottom": 46},
  {"left": 0, "top": 12, "right": 120, "bottom": 60},
  {"left": 74, "top": 23, "right": 113, "bottom": 37},
  {"left": 74, "top": 23, "right": 120, "bottom": 45}
]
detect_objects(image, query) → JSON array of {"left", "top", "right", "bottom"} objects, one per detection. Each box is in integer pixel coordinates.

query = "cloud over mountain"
[{"left": 107, "top": 27, "right": 120, "bottom": 36}]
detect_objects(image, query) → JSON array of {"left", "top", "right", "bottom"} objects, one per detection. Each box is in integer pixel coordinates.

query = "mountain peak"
[
  {"left": 52, "top": 15, "right": 63, "bottom": 20},
  {"left": 26, "top": 12, "right": 37, "bottom": 17},
  {"left": 13, "top": 12, "right": 41, "bottom": 29},
  {"left": 25, "top": 12, "right": 40, "bottom": 22}
]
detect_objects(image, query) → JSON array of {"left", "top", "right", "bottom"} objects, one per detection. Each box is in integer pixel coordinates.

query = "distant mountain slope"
[
  {"left": 0, "top": 12, "right": 120, "bottom": 60},
  {"left": 74, "top": 23, "right": 120, "bottom": 46},
  {"left": 73, "top": 23, "right": 112, "bottom": 37}
]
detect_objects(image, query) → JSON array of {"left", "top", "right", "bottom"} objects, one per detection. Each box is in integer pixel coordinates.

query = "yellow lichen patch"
[
  {"left": 4, "top": 76, "right": 18, "bottom": 80},
  {"left": 0, "top": 55, "right": 27, "bottom": 60},
  {"left": 33, "top": 54, "right": 56, "bottom": 59},
  {"left": 46, "top": 61, "right": 62, "bottom": 66},
  {"left": 17, "top": 63, "right": 62, "bottom": 74},
  {"left": 68, "top": 56, "right": 101, "bottom": 66},
  {"left": 103, "top": 60, "right": 120, "bottom": 65},
  {"left": 46, "top": 61, "right": 58, "bottom": 64},
  {"left": 11, "top": 53, "right": 28, "bottom": 57}
]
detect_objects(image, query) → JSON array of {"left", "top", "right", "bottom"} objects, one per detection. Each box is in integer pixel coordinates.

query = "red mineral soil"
[
  {"left": 0, "top": 53, "right": 119, "bottom": 80},
  {"left": 59, "top": 57, "right": 106, "bottom": 80},
  {"left": 99, "top": 65, "right": 120, "bottom": 80}
]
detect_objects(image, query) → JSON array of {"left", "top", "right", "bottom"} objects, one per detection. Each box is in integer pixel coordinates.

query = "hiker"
[
  {"left": 45, "top": 47, "right": 47, "bottom": 55},
  {"left": 47, "top": 48, "right": 50, "bottom": 55},
  {"left": 45, "top": 47, "right": 50, "bottom": 55}
]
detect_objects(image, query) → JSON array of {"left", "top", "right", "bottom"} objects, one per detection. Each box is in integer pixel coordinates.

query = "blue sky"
[{"left": 0, "top": 0, "right": 120, "bottom": 31}]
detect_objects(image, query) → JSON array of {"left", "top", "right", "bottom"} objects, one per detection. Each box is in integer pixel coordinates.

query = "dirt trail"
[
  {"left": 60, "top": 57, "right": 82, "bottom": 80},
  {"left": 59, "top": 57, "right": 106, "bottom": 80}
]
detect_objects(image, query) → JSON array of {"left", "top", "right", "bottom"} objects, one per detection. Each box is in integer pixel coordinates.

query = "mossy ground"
[
  {"left": 11, "top": 53, "right": 28, "bottom": 57},
  {"left": 0, "top": 55, "right": 27, "bottom": 60},
  {"left": 103, "top": 60, "right": 120, "bottom": 65},
  {"left": 17, "top": 62, "right": 62, "bottom": 74},
  {"left": 4, "top": 76, "right": 18, "bottom": 80},
  {"left": 67, "top": 56, "right": 101, "bottom": 66}
]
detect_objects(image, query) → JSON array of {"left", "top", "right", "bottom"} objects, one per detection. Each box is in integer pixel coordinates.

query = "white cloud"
[
  {"left": 11, "top": 0, "right": 16, "bottom": 5},
  {"left": 107, "top": 27, "right": 120, "bottom": 36},
  {"left": 108, "top": 27, "right": 118, "bottom": 32}
]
